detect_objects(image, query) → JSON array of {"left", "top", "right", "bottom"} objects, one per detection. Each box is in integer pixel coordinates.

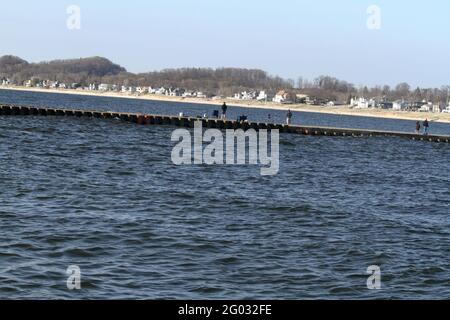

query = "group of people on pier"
[{"left": 416, "top": 119, "right": 430, "bottom": 135}]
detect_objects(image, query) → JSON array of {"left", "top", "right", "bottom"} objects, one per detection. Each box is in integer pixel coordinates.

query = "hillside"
[
  {"left": 0, "top": 55, "right": 29, "bottom": 74},
  {"left": 0, "top": 55, "right": 292, "bottom": 96},
  {"left": 2, "top": 55, "right": 446, "bottom": 103},
  {"left": 0, "top": 56, "right": 127, "bottom": 85}
]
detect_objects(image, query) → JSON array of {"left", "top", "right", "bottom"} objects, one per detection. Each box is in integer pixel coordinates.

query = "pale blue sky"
[{"left": 1, "top": 0, "right": 449, "bottom": 87}]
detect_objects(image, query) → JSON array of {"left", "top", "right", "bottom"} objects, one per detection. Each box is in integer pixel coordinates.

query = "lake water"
[
  {"left": 1, "top": 89, "right": 450, "bottom": 136},
  {"left": 0, "top": 89, "right": 449, "bottom": 299}
]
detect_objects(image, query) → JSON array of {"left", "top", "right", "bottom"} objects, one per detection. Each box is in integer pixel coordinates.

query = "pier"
[{"left": 0, "top": 103, "right": 449, "bottom": 143}]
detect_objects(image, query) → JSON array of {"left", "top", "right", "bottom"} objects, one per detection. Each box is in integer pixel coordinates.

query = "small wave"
[
  {"left": 215, "top": 256, "right": 240, "bottom": 265},
  {"left": 64, "top": 247, "right": 104, "bottom": 257},
  {"left": 190, "top": 286, "right": 224, "bottom": 294}
]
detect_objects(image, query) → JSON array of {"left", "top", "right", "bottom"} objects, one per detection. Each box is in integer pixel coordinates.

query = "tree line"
[
  {"left": 1, "top": 55, "right": 449, "bottom": 103},
  {"left": 0, "top": 56, "right": 292, "bottom": 97}
]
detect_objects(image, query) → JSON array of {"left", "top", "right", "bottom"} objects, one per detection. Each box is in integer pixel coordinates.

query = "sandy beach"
[{"left": 1, "top": 86, "right": 450, "bottom": 124}]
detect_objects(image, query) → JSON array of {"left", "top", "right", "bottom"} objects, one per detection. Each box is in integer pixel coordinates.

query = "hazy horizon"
[{"left": 1, "top": 0, "right": 450, "bottom": 88}]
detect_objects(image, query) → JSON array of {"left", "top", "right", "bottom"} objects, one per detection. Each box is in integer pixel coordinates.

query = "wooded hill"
[
  {"left": 1, "top": 55, "right": 449, "bottom": 103},
  {"left": 0, "top": 56, "right": 292, "bottom": 97}
]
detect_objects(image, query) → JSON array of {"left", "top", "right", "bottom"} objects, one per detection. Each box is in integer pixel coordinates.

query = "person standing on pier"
[
  {"left": 415, "top": 121, "right": 421, "bottom": 134},
  {"left": 221, "top": 102, "right": 228, "bottom": 119},
  {"left": 423, "top": 119, "right": 429, "bottom": 135},
  {"left": 286, "top": 109, "right": 293, "bottom": 125}
]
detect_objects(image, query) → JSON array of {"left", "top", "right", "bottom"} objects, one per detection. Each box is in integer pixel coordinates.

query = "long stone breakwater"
[{"left": 0, "top": 104, "right": 449, "bottom": 143}]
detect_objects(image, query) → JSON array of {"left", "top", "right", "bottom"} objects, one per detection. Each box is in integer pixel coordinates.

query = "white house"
[
  {"left": 273, "top": 95, "right": 284, "bottom": 103},
  {"left": 148, "top": 87, "right": 157, "bottom": 94},
  {"left": 49, "top": 81, "right": 59, "bottom": 89},
  {"left": 233, "top": 93, "right": 242, "bottom": 100},
  {"left": 136, "top": 87, "right": 148, "bottom": 94},
  {"left": 182, "top": 91, "right": 194, "bottom": 98},
  {"left": 241, "top": 91, "right": 256, "bottom": 100},
  {"left": 232, "top": 91, "right": 257, "bottom": 100},
  {"left": 196, "top": 92, "right": 207, "bottom": 98},
  {"left": 393, "top": 100, "right": 406, "bottom": 111},
  {"left": 351, "top": 97, "right": 370, "bottom": 109},
  {"left": 168, "top": 88, "right": 181, "bottom": 97},
  {"left": 257, "top": 91, "right": 268, "bottom": 101},
  {"left": 272, "top": 90, "right": 292, "bottom": 104},
  {"left": 98, "top": 83, "right": 110, "bottom": 91},
  {"left": 121, "top": 86, "right": 128, "bottom": 93},
  {"left": 155, "top": 87, "right": 166, "bottom": 95},
  {"left": 442, "top": 103, "right": 450, "bottom": 113},
  {"left": 296, "top": 94, "right": 309, "bottom": 103},
  {"left": 420, "top": 103, "right": 440, "bottom": 113},
  {"left": 419, "top": 104, "right": 430, "bottom": 112},
  {"left": 1, "top": 78, "right": 10, "bottom": 86},
  {"left": 432, "top": 104, "right": 441, "bottom": 113}
]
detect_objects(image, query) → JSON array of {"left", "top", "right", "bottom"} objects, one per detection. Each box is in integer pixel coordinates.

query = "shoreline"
[{"left": 1, "top": 86, "right": 450, "bottom": 124}]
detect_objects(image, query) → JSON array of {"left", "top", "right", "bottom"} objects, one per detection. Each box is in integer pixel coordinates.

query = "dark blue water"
[
  {"left": 0, "top": 89, "right": 449, "bottom": 299},
  {"left": 1, "top": 89, "right": 450, "bottom": 136}
]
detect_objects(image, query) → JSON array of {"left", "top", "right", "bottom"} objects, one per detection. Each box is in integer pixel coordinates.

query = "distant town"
[
  {"left": 1, "top": 55, "right": 450, "bottom": 114},
  {"left": 2, "top": 77, "right": 450, "bottom": 115}
]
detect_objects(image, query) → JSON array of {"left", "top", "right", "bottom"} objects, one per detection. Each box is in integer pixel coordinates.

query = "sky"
[{"left": 1, "top": 0, "right": 449, "bottom": 88}]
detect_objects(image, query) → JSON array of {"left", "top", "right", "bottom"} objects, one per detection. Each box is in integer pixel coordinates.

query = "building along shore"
[{"left": 1, "top": 86, "right": 450, "bottom": 124}]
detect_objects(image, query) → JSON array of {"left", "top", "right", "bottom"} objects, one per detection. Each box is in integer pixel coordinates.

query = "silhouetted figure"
[
  {"left": 415, "top": 121, "right": 421, "bottom": 134},
  {"left": 286, "top": 109, "right": 293, "bottom": 125},
  {"left": 423, "top": 119, "right": 429, "bottom": 135},
  {"left": 221, "top": 103, "right": 228, "bottom": 119}
]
